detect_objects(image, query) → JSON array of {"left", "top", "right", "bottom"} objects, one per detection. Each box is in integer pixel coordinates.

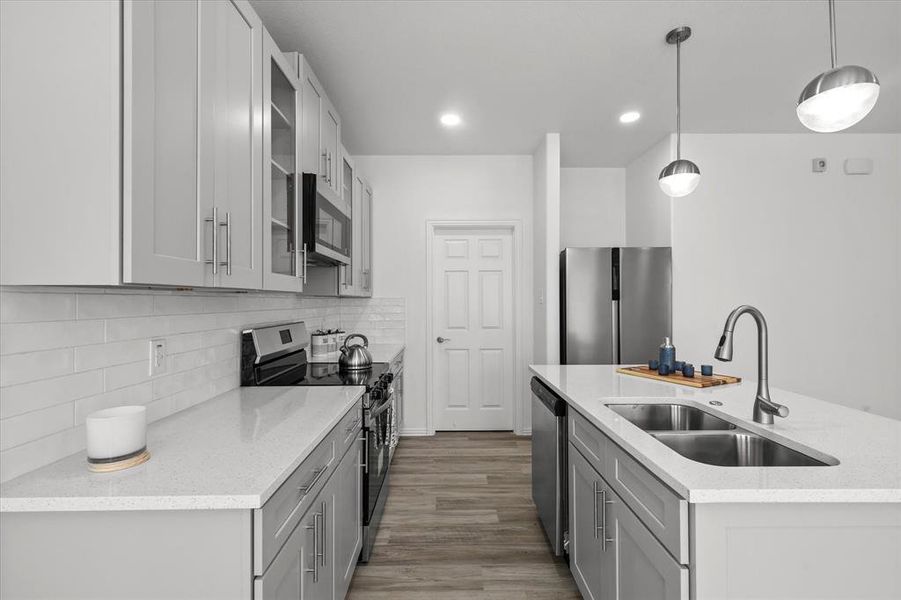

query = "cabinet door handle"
[
  {"left": 320, "top": 500, "right": 327, "bottom": 567},
  {"left": 321, "top": 152, "right": 328, "bottom": 180},
  {"left": 205, "top": 207, "right": 219, "bottom": 274},
  {"left": 222, "top": 211, "right": 231, "bottom": 276},
  {"left": 305, "top": 514, "right": 319, "bottom": 582},
  {"left": 593, "top": 481, "right": 600, "bottom": 539},
  {"left": 301, "top": 243, "right": 308, "bottom": 283},
  {"left": 601, "top": 488, "right": 614, "bottom": 551},
  {"left": 314, "top": 509, "right": 324, "bottom": 571}
]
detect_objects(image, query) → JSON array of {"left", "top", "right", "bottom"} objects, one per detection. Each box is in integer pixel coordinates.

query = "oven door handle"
[
  {"left": 359, "top": 431, "right": 368, "bottom": 473},
  {"left": 369, "top": 400, "right": 392, "bottom": 419}
]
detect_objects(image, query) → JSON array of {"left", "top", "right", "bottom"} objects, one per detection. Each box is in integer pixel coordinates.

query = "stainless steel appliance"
[
  {"left": 339, "top": 333, "right": 373, "bottom": 371},
  {"left": 302, "top": 173, "right": 350, "bottom": 265},
  {"left": 560, "top": 247, "right": 672, "bottom": 365},
  {"left": 240, "top": 321, "right": 396, "bottom": 563},
  {"left": 531, "top": 377, "right": 567, "bottom": 556}
]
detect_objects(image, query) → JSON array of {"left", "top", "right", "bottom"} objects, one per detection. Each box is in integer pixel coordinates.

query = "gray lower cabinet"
[
  {"left": 255, "top": 428, "right": 361, "bottom": 600},
  {"left": 569, "top": 446, "right": 606, "bottom": 600},
  {"left": 569, "top": 442, "right": 688, "bottom": 600},
  {"left": 0, "top": 403, "right": 363, "bottom": 600},
  {"left": 334, "top": 443, "right": 364, "bottom": 599}
]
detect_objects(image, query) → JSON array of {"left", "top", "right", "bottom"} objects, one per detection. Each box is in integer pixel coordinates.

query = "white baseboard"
[{"left": 399, "top": 428, "right": 433, "bottom": 437}]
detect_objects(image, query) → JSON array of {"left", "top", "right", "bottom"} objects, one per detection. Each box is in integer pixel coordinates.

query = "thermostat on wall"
[{"left": 844, "top": 158, "right": 873, "bottom": 175}]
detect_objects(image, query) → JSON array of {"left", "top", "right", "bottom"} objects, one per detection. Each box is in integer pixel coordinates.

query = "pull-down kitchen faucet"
[{"left": 714, "top": 305, "right": 789, "bottom": 425}]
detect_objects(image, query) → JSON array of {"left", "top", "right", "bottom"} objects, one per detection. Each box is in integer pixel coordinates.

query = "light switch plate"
[
  {"left": 812, "top": 158, "right": 827, "bottom": 173},
  {"left": 149, "top": 338, "right": 167, "bottom": 376}
]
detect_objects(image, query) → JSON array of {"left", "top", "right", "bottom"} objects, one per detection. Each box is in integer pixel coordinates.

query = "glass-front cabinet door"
[
  {"left": 263, "top": 31, "right": 303, "bottom": 291},
  {"left": 339, "top": 147, "right": 356, "bottom": 295}
]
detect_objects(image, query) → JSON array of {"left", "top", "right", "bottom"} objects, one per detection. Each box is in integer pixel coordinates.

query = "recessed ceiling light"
[
  {"left": 619, "top": 111, "right": 641, "bottom": 124},
  {"left": 440, "top": 113, "right": 462, "bottom": 127}
]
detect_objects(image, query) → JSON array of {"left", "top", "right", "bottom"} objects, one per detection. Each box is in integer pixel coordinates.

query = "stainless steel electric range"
[{"left": 240, "top": 321, "right": 395, "bottom": 563}]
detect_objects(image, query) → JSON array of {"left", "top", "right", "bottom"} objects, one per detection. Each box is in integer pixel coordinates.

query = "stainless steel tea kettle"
[{"left": 338, "top": 333, "right": 373, "bottom": 371}]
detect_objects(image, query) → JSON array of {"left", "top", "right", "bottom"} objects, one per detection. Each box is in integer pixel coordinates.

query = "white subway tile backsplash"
[
  {"left": 75, "top": 339, "right": 148, "bottom": 371},
  {"left": 0, "top": 292, "right": 76, "bottom": 323},
  {"left": 0, "top": 287, "right": 403, "bottom": 483},
  {"left": 0, "top": 348, "right": 74, "bottom": 387},
  {"left": 0, "top": 320, "right": 105, "bottom": 355},
  {"left": 0, "top": 370, "right": 104, "bottom": 420},
  {"left": 73, "top": 382, "right": 153, "bottom": 424},
  {"left": 76, "top": 293, "right": 154, "bottom": 319},
  {"left": 0, "top": 402, "right": 73, "bottom": 451}
]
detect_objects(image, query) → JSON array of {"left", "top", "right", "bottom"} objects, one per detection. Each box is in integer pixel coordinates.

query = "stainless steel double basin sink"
[{"left": 605, "top": 403, "right": 837, "bottom": 467}]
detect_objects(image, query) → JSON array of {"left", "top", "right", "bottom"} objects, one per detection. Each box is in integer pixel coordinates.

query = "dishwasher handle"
[{"left": 530, "top": 377, "right": 567, "bottom": 416}]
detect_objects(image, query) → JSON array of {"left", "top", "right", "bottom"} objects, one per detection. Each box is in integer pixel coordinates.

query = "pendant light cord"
[
  {"left": 828, "top": 0, "right": 837, "bottom": 68},
  {"left": 676, "top": 38, "right": 682, "bottom": 159}
]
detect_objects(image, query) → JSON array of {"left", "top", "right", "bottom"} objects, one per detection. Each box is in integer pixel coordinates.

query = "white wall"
[
  {"left": 352, "top": 155, "right": 534, "bottom": 434},
  {"left": 532, "top": 134, "right": 561, "bottom": 366},
  {"left": 625, "top": 135, "right": 674, "bottom": 246},
  {"left": 626, "top": 133, "right": 900, "bottom": 420},
  {"left": 560, "top": 168, "right": 626, "bottom": 248},
  {"left": 0, "top": 287, "right": 405, "bottom": 482}
]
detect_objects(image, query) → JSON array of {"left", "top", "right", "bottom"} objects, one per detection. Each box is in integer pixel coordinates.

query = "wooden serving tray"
[{"left": 617, "top": 366, "right": 741, "bottom": 389}]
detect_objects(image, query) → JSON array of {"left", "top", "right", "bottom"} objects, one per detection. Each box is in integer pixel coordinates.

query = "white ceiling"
[{"left": 250, "top": 0, "right": 901, "bottom": 167}]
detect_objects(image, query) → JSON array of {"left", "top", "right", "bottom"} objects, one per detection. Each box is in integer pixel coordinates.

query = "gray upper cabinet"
[
  {"left": 263, "top": 30, "right": 303, "bottom": 292},
  {"left": 197, "top": 0, "right": 263, "bottom": 290},
  {"left": 3, "top": 0, "right": 265, "bottom": 289},
  {"left": 360, "top": 178, "right": 374, "bottom": 295},
  {"left": 124, "top": 0, "right": 205, "bottom": 287},
  {"left": 126, "top": 0, "right": 263, "bottom": 288},
  {"left": 1, "top": 0, "right": 122, "bottom": 285},
  {"left": 293, "top": 54, "right": 341, "bottom": 197}
]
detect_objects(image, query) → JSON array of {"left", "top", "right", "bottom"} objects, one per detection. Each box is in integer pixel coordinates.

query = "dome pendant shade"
[
  {"left": 658, "top": 159, "right": 701, "bottom": 197},
  {"left": 797, "top": 65, "right": 880, "bottom": 132}
]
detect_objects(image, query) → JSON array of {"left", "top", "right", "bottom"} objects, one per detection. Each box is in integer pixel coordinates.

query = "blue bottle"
[{"left": 659, "top": 337, "right": 676, "bottom": 372}]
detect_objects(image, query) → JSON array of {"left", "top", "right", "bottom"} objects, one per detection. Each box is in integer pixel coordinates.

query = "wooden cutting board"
[{"left": 617, "top": 366, "right": 741, "bottom": 388}]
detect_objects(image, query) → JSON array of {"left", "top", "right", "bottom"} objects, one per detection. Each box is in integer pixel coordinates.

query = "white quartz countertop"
[
  {"left": 307, "top": 343, "right": 405, "bottom": 365},
  {"left": 531, "top": 365, "right": 901, "bottom": 503},
  {"left": 0, "top": 386, "right": 365, "bottom": 512}
]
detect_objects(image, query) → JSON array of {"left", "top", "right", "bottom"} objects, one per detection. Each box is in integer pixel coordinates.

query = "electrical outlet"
[
  {"left": 812, "top": 158, "right": 827, "bottom": 173},
  {"left": 149, "top": 338, "right": 167, "bottom": 376}
]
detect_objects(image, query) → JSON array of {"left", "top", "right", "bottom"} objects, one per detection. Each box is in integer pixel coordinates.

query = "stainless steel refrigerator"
[{"left": 560, "top": 247, "right": 672, "bottom": 365}]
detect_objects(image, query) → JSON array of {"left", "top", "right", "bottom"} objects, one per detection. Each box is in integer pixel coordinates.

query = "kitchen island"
[
  {"left": 0, "top": 385, "right": 366, "bottom": 599},
  {"left": 531, "top": 364, "right": 901, "bottom": 600}
]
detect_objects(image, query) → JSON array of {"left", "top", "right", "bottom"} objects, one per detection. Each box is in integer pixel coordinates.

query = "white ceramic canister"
[
  {"left": 311, "top": 330, "right": 329, "bottom": 357},
  {"left": 326, "top": 330, "right": 338, "bottom": 353},
  {"left": 85, "top": 405, "right": 147, "bottom": 462},
  {"left": 336, "top": 329, "right": 347, "bottom": 348}
]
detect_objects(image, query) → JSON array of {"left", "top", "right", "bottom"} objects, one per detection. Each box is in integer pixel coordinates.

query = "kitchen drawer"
[
  {"left": 603, "top": 440, "right": 688, "bottom": 564},
  {"left": 569, "top": 410, "right": 608, "bottom": 476}
]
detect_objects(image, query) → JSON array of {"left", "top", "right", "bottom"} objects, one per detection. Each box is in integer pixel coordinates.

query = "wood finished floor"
[{"left": 347, "top": 432, "right": 581, "bottom": 599}]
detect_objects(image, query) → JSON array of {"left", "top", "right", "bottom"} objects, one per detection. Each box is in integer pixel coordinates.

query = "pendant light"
[
  {"left": 797, "top": 0, "right": 880, "bottom": 132},
  {"left": 658, "top": 26, "right": 700, "bottom": 198}
]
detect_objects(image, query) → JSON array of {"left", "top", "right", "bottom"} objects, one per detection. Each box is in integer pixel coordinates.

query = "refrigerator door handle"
[{"left": 612, "top": 299, "right": 620, "bottom": 364}]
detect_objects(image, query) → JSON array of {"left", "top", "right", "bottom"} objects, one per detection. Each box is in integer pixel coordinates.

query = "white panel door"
[{"left": 432, "top": 230, "right": 514, "bottom": 430}]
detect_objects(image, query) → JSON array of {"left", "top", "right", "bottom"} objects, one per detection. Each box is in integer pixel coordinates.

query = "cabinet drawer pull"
[
  {"left": 298, "top": 466, "right": 327, "bottom": 495},
  {"left": 320, "top": 500, "right": 327, "bottom": 567},
  {"left": 593, "top": 481, "right": 601, "bottom": 539}
]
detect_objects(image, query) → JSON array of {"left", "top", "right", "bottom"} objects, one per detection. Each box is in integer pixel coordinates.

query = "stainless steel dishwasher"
[{"left": 531, "top": 377, "right": 568, "bottom": 556}]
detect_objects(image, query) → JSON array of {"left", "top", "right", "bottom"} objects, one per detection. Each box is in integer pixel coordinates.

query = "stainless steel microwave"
[{"left": 301, "top": 173, "right": 350, "bottom": 265}]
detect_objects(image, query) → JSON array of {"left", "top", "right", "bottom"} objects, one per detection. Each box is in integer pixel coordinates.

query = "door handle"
[
  {"left": 222, "top": 211, "right": 231, "bottom": 276},
  {"left": 320, "top": 500, "right": 327, "bottom": 567},
  {"left": 436, "top": 337, "right": 451, "bottom": 343},
  {"left": 593, "top": 481, "right": 601, "bottom": 539},
  {"left": 205, "top": 207, "right": 219, "bottom": 274}
]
